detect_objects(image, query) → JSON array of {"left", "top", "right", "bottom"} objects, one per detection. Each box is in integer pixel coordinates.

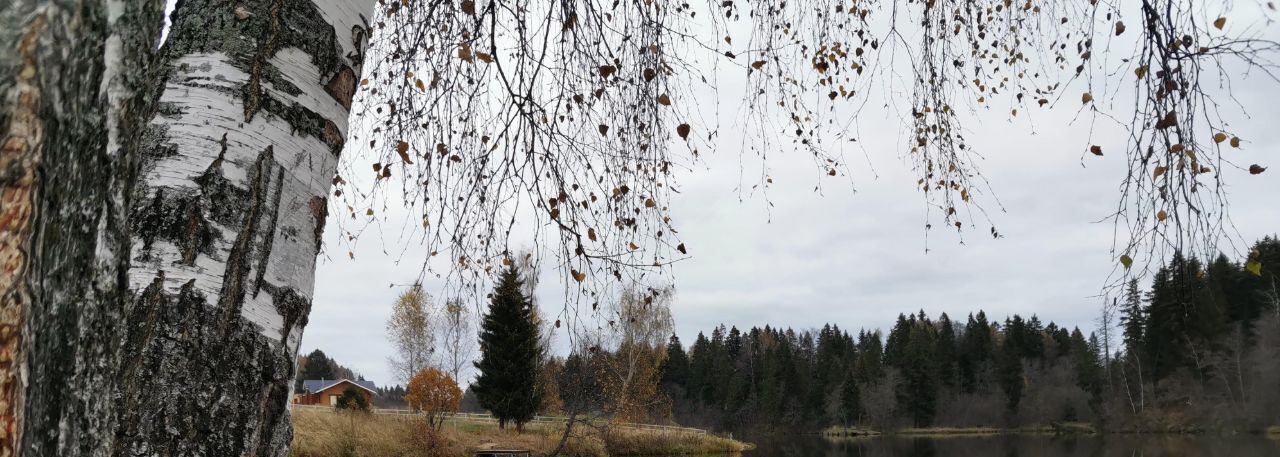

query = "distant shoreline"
[{"left": 819, "top": 423, "right": 1280, "bottom": 438}]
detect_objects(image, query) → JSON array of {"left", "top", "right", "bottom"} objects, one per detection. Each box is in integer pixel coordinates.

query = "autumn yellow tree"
[
  {"left": 404, "top": 367, "right": 463, "bottom": 431},
  {"left": 593, "top": 287, "right": 674, "bottom": 423},
  {"left": 388, "top": 285, "right": 434, "bottom": 383}
]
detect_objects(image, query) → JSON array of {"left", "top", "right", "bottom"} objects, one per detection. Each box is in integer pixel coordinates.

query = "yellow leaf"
[
  {"left": 628, "top": 242, "right": 639, "bottom": 251},
  {"left": 1246, "top": 259, "right": 1262, "bottom": 276},
  {"left": 1153, "top": 166, "right": 1167, "bottom": 179},
  {"left": 644, "top": 198, "right": 656, "bottom": 208},
  {"left": 587, "top": 227, "right": 597, "bottom": 242},
  {"left": 415, "top": 79, "right": 425, "bottom": 91},
  {"left": 1214, "top": 17, "right": 1226, "bottom": 30},
  {"left": 476, "top": 52, "right": 493, "bottom": 63},
  {"left": 658, "top": 94, "right": 671, "bottom": 106},
  {"left": 571, "top": 270, "right": 586, "bottom": 282},
  {"left": 1230, "top": 136, "right": 1241, "bottom": 148},
  {"left": 1157, "top": 210, "right": 1168, "bottom": 221},
  {"left": 1082, "top": 92, "right": 1093, "bottom": 104},
  {"left": 1213, "top": 132, "right": 1227, "bottom": 144},
  {"left": 1120, "top": 255, "right": 1134, "bottom": 269}
]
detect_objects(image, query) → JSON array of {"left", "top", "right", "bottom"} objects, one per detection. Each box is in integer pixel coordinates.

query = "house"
[{"left": 293, "top": 379, "right": 378, "bottom": 406}]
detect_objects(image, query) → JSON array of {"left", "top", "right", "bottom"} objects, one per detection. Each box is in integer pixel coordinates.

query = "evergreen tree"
[
  {"left": 687, "top": 332, "right": 712, "bottom": 403},
  {"left": 301, "top": 349, "right": 335, "bottom": 381},
  {"left": 897, "top": 314, "right": 939, "bottom": 426},
  {"left": 472, "top": 267, "right": 543, "bottom": 431},
  {"left": 1145, "top": 254, "right": 1194, "bottom": 381},
  {"left": 661, "top": 334, "right": 690, "bottom": 388},
  {"left": 959, "top": 312, "right": 993, "bottom": 393},
  {"left": 854, "top": 330, "right": 884, "bottom": 384},
  {"left": 1119, "top": 279, "right": 1146, "bottom": 355},
  {"left": 839, "top": 377, "right": 861, "bottom": 425},
  {"left": 1070, "top": 329, "right": 1104, "bottom": 406},
  {"left": 936, "top": 313, "right": 958, "bottom": 389}
]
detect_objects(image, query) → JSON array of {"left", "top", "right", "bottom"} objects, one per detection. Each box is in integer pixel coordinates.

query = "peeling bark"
[
  {"left": 114, "top": 0, "right": 371, "bottom": 455},
  {"left": 0, "top": 12, "right": 47, "bottom": 457},
  {"left": 1, "top": 0, "right": 163, "bottom": 456}
]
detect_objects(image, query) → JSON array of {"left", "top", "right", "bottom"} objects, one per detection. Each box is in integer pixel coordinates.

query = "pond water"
[{"left": 744, "top": 434, "right": 1280, "bottom": 457}]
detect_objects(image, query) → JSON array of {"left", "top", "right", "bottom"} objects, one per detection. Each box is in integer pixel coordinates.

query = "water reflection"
[{"left": 745, "top": 434, "right": 1280, "bottom": 457}]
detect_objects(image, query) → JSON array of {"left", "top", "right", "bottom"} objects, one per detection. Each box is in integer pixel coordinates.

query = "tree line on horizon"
[
  {"left": 655, "top": 237, "right": 1280, "bottom": 433},
  {"left": 292, "top": 237, "right": 1279, "bottom": 435}
]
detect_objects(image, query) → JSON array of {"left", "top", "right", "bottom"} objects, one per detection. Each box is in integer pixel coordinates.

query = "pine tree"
[{"left": 472, "top": 267, "right": 543, "bottom": 431}]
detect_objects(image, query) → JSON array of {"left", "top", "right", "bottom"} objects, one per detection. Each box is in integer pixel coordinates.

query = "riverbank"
[
  {"left": 289, "top": 408, "right": 751, "bottom": 457},
  {"left": 822, "top": 423, "right": 1280, "bottom": 439},
  {"left": 821, "top": 423, "right": 1098, "bottom": 438}
]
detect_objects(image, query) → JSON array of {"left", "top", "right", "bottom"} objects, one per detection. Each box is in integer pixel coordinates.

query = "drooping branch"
[{"left": 340, "top": 0, "right": 1279, "bottom": 301}]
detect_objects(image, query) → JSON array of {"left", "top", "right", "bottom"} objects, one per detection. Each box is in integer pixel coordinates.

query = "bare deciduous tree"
[{"left": 435, "top": 297, "right": 475, "bottom": 383}]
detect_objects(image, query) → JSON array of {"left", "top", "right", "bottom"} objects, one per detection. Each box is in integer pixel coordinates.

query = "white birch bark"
[{"left": 114, "top": 0, "right": 372, "bottom": 455}]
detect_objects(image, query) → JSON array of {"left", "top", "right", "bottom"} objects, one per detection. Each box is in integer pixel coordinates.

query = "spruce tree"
[
  {"left": 472, "top": 266, "right": 543, "bottom": 431},
  {"left": 661, "top": 334, "right": 690, "bottom": 387},
  {"left": 301, "top": 349, "right": 335, "bottom": 380}
]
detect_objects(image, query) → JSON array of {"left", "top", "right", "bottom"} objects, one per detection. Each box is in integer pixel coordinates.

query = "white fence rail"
[{"left": 293, "top": 404, "right": 707, "bottom": 436}]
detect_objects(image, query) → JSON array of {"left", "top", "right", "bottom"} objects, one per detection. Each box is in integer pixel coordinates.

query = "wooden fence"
[{"left": 292, "top": 404, "right": 708, "bottom": 436}]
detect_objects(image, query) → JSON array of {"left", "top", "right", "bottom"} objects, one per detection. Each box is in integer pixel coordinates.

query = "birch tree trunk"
[
  {"left": 2, "top": 0, "right": 161, "bottom": 456},
  {"left": 113, "top": 0, "right": 371, "bottom": 454}
]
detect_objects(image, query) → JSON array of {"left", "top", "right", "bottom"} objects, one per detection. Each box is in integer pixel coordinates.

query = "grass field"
[{"left": 288, "top": 408, "right": 750, "bottom": 457}]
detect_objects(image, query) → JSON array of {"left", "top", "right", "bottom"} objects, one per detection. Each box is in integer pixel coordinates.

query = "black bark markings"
[
  {"left": 115, "top": 0, "right": 361, "bottom": 454},
  {"left": 215, "top": 146, "right": 274, "bottom": 331},
  {"left": 244, "top": 0, "right": 285, "bottom": 122},
  {"left": 253, "top": 168, "right": 285, "bottom": 298},
  {"left": 308, "top": 195, "right": 327, "bottom": 252},
  {"left": 114, "top": 276, "right": 296, "bottom": 457}
]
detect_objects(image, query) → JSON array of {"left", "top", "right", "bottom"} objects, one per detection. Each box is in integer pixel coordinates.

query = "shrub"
[
  {"left": 405, "top": 367, "right": 463, "bottom": 430},
  {"left": 335, "top": 387, "right": 370, "bottom": 412}
]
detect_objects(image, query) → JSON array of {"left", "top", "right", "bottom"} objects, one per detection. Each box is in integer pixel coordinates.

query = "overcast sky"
[{"left": 301, "top": 10, "right": 1280, "bottom": 388}]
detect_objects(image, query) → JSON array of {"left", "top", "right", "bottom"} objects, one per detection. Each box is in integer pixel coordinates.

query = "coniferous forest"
[{"left": 655, "top": 238, "right": 1280, "bottom": 434}]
